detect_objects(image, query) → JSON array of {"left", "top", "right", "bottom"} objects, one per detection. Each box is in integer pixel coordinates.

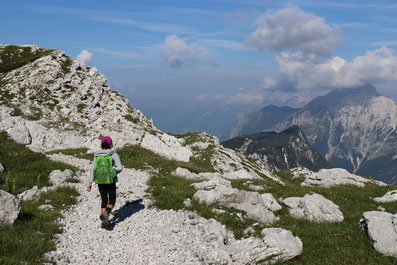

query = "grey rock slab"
[
  {"left": 302, "top": 168, "right": 370, "bottom": 187},
  {"left": 261, "top": 193, "right": 282, "bottom": 211},
  {"left": 227, "top": 228, "right": 302, "bottom": 265},
  {"left": 374, "top": 190, "right": 397, "bottom": 203},
  {"left": 360, "top": 211, "right": 397, "bottom": 257},
  {"left": 232, "top": 203, "right": 278, "bottom": 224},
  {"left": 192, "top": 177, "right": 232, "bottom": 190},
  {"left": 173, "top": 167, "right": 208, "bottom": 180},
  {"left": 193, "top": 187, "right": 240, "bottom": 205},
  {"left": 261, "top": 228, "right": 303, "bottom": 263},
  {"left": 0, "top": 190, "right": 21, "bottom": 225},
  {"left": 284, "top": 193, "right": 344, "bottom": 223},
  {"left": 49, "top": 169, "right": 73, "bottom": 186},
  {"left": 17, "top": 185, "right": 41, "bottom": 201}
]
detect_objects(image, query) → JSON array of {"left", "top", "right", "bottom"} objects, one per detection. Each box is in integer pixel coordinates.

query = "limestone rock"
[
  {"left": 17, "top": 185, "right": 41, "bottom": 201},
  {"left": 192, "top": 177, "right": 232, "bottom": 191},
  {"left": 232, "top": 203, "right": 278, "bottom": 224},
  {"left": 223, "top": 169, "right": 255, "bottom": 180},
  {"left": 261, "top": 193, "right": 282, "bottom": 211},
  {"left": 302, "top": 168, "right": 370, "bottom": 187},
  {"left": 360, "top": 211, "right": 397, "bottom": 257},
  {"left": 284, "top": 193, "right": 344, "bottom": 223},
  {"left": 173, "top": 167, "right": 208, "bottom": 180},
  {"left": 49, "top": 169, "right": 73, "bottom": 186},
  {"left": 227, "top": 228, "right": 302, "bottom": 264},
  {"left": 0, "top": 190, "right": 21, "bottom": 225},
  {"left": 291, "top": 167, "right": 312, "bottom": 179},
  {"left": 261, "top": 228, "right": 303, "bottom": 262},
  {"left": 374, "top": 190, "right": 397, "bottom": 203},
  {"left": 38, "top": 204, "right": 54, "bottom": 210}
]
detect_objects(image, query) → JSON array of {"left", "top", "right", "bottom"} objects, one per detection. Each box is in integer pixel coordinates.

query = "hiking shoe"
[
  {"left": 99, "top": 212, "right": 109, "bottom": 221},
  {"left": 100, "top": 212, "right": 110, "bottom": 229}
]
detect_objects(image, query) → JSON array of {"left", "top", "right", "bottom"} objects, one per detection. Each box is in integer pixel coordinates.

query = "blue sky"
[{"left": 2, "top": 0, "right": 397, "bottom": 133}]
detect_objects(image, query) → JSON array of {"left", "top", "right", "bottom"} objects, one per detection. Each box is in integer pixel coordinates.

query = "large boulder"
[
  {"left": 0, "top": 190, "right": 21, "bottom": 225},
  {"left": 17, "top": 186, "right": 41, "bottom": 201},
  {"left": 302, "top": 168, "right": 370, "bottom": 187},
  {"left": 283, "top": 193, "right": 344, "bottom": 223},
  {"left": 374, "top": 190, "right": 397, "bottom": 203},
  {"left": 49, "top": 169, "right": 73, "bottom": 186},
  {"left": 226, "top": 228, "right": 302, "bottom": 264},
  {"left": 360, "top": 211, "right": 397, "bottom": 257}
]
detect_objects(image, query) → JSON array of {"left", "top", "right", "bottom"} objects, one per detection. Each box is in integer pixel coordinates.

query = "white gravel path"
[{"left": 45, "top": 154, "right": 235, "bottom": 265}]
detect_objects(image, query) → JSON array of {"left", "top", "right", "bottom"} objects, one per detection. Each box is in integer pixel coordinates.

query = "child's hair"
[
  {"left": 100, "top": 136, "right": 113, "bottom": 149},
  {"left": 101, "top": 141, "right": 111, "bottom": 149}
]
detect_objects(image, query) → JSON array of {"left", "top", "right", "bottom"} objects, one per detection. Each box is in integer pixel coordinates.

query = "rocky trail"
[{"left": 45, "top": 155, "right": 236, "bottom": 265}]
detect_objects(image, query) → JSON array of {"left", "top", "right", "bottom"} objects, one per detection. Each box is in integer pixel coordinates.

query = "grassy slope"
[{"left": 0, "top": 133, "right": 79, "bottom": 265}]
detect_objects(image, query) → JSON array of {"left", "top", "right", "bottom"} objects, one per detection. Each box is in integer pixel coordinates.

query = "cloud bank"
[
  {"left": 244, "top": 5, "right": 397, "bottom": 99},
  {"left": 276, "top": 47, "right": 397, "bottom": 90},
  {"left": 76, "top": 50, "right": 92, "bottom": 66},
  {"left": 247, "top": 6, "right": 342, "bottom": 55},
  {"left": 163, "top": 35, "right": 217, "bottom": 68}
]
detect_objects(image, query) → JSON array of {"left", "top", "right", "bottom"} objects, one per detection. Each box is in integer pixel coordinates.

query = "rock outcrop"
[
  {"left": 192, "top": 178, "right": 281, "bottom": 224},
  {"left": 360, "top": 211, "right": 397, "bottom": 257},
  {"left": 0, "top": 190, "right": 21, "bottom": 225},
  {"left": 283, "top": 193, "right": 344, "bottom": 223},
  {"left": 17, "top": 185, "right": 41, "bottom": 201},
  {"left": 227, "top": 227, "right": 303, "bottom": 264},
  {"left": 302, "top": 168, "right": 371, "bottom": 187},
  {"left": 374, "top": 190, "right": 397, "bottom": 203}
]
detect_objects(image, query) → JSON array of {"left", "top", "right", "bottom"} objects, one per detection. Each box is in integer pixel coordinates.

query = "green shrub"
[
  {"left": 0, "top": 45, "right": 53, "bottom": 73},
  {"left": 10, "top": 106, "right": 23, "bottom": 117}
]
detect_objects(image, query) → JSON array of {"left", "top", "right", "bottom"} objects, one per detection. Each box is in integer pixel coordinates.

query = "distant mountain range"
[
  {"left": 222, "top": 125, "right": 331, "bottom": 171},
  {"left": 225, "top": 84, "right": 397, "bottom": 184}
]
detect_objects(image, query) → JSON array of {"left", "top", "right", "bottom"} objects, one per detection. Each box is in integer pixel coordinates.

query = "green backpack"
[{"left": 94, "top": 155, "right": 116, "bottom": 184}]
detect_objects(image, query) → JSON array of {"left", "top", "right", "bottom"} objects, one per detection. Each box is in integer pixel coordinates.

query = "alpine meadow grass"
[{"left": 0, "top": 133, "right": 79, "bottom": 264}]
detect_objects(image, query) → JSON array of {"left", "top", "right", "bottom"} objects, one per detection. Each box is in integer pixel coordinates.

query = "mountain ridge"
[{"left": 226, "top": 84, "right": 397, "bottom": 183}]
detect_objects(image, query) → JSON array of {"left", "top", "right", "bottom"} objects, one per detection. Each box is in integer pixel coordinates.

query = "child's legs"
[
  {"left": 107, "top": 182, "right": 116, "bottom": 210},
  {"left": 98, "top": 184, "right": 109, "bottom": 213}
]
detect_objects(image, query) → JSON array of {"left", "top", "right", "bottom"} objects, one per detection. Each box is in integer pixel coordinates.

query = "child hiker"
[{"left": 87, "top": 136, "right": 123, "bottom": 229}]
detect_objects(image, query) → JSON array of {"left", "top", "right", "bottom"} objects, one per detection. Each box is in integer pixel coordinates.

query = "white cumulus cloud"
[
  {"left": 247, "top": 6, "right": 342, "bottom": 55},
  {"left": 275, "top": 47, "right": 397, "bottom": 90},
  {"left": 163, "top": 35, "right": 217, "bottom": 68},
  {"left": 76, "top": 50, "right": 93, "bottom": 66}
]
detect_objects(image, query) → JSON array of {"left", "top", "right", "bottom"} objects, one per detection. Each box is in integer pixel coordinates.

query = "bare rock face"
[
  {"left": 226, "top": 227, "right": 302, "bottom": 264},
  {"left": 374, "top": 190, "right": 397, "bottom": 203},
  {"left": 283, "top": 193, "right": 344, "bottom": 223},
  {"left": 360, "top": 211, "right": 397, "bottom": 257},
  {"left": 0, "top": 190, "right": 21, "bottom": 225}
]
